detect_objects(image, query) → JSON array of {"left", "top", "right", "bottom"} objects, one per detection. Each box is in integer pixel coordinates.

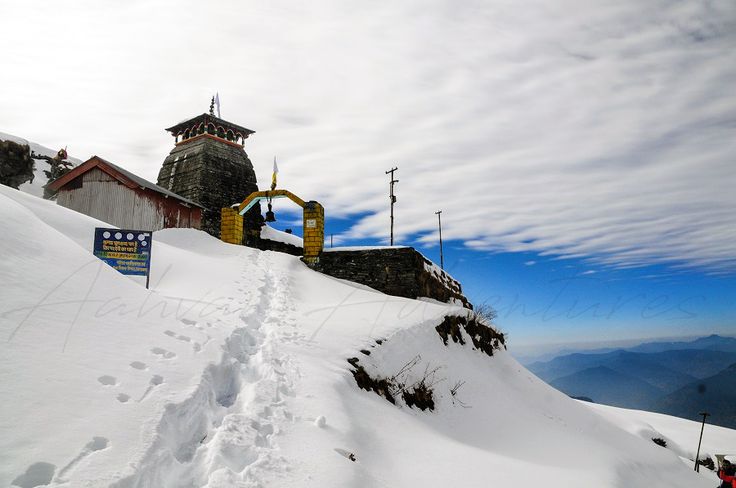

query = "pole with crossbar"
[{"left": 385, "top": 167, "right": 398, "bottom": 245}]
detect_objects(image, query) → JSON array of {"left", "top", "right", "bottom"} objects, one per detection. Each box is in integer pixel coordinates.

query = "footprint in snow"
[
  {"left": 55, "top": 437, "right": 109, "bottom": 482},
  {"left": 166, "top": 330, "right": 192, "bottom": 343},
  {"left": 180, "top": 318, "right": 197, "bottom": 326},
  {"left": 138, "top": 375, "right": 164, "bottom": 402},
  {"left": 117, "top": 393, "right": 131, "bottom": 403},
  {"left": 130, "top": 361, "right": 147, "bottom": 370},
  {"left": 97, "top": 375, "right": 117, "bottom": 386},
  {"left": 11, "top": 462, "right": 56, "bottom": 488},
  {"left": 151, "top": 347, "right": 176, "bottom": 359}
]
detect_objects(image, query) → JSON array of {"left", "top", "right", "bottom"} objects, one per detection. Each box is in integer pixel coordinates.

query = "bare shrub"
[
  {"left": 651, "top": 437, "right": 667, "bottom": 448},
  {"left": 348, "top": 354, "right": 444, "bottom": 411},
  {"left": 450, "top": 380, "right": 470, "bottom": 408}
]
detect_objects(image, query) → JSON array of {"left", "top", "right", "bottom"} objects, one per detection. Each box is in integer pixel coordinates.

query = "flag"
[
  {"left": 215, "top": 92, "right": 221, "bottom": 118},
  {"left": 271, "top": 157, "right": 278, "bottom": 190}
]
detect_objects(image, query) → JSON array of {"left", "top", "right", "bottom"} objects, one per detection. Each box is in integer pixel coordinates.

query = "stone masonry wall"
[
  {"left": 302, "top": 201, "right": 324, "bottom": 263},
  {"left": 157, "top": 135, "right": 259, "bottom": 237},
  {"left": 313, "top": 248, "right": 471, "bottom": 308},
  {"left": 252, "top": 238, "right": 302, "bottom": 256},
  {"left": 220, "top": 207, "right": 243, "bottom": 245}
]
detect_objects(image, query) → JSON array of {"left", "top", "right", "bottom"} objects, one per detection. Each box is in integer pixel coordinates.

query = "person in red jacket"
[{"left": 719, "top": 464, "right": 736, "bottom": 488}]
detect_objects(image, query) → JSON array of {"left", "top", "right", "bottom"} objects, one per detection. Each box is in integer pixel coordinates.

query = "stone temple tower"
[{"left": 157, "top": 112, "right": 259, "bottom": 237}]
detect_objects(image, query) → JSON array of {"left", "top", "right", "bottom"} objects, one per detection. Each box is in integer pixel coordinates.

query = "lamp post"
[
  {"left": 435, "top": 210, "right": 444, "bottom": 270},
  {"left": 694, "top": 411, "right": 710, "bottom": 472}
]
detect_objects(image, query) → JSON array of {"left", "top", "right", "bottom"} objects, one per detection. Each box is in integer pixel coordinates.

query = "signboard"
[
  {"left": 93, "top": 227, "right": 152, "bottom": 286},
  {"left": 305, "top": 219, "right": 317, "bottom": 228}
]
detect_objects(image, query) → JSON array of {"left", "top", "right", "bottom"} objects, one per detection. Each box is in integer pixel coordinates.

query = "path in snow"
[{"left": 112, "top": 251, "right": 302, "bottom": 488}]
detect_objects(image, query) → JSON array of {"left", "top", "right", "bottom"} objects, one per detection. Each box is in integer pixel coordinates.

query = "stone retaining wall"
[
  {"left": 313, "top": 247, "right": 471, "bottom": 308},
  {"left": 253, "top": 238, "right": 302, "bottom": 256}
]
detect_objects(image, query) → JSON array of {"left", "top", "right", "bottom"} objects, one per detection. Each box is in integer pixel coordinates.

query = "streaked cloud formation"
[{"left": 1, "top": 0, "right": 734, "bottom": 272}]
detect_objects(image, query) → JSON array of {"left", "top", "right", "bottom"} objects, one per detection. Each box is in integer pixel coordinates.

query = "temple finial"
[{"left": 209, "top": 96, "right": 215, "bottom": 116}]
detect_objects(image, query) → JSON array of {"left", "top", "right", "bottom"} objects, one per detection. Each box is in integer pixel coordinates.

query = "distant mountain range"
[
  {"left": 550, "top": 365, "right": 663, "bottom": 410},
  {"left": 625, "top": 334, "right": 736, "bottom": 354},
  {"left": 528, "top": 335, "right": 736, "bottom": 428},
  {"left": 654, "top": 363, "right": 736, "bottom": 430}
]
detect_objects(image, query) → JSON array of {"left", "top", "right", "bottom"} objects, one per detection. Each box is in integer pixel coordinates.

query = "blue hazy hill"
[
  {"left": 550, "top": 366, "right": 662, "bottom": 410},
  {"left": 626, "top": 334, "right": 736, "bottom": 354},
  {"left": 528, "top": 335, "right": 736, "bottom": 427},
  {"left": 653, "top": 363, "right": 736, "bottom": 429}
]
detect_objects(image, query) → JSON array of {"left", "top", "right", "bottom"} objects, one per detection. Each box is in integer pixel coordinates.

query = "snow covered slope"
[
  {"left": 1, "top": 184, "right": 733, "bottom": 487},
  {"left": 260, "top": 224, "right": 303, "bottom": 247},
  {"left": 0, "top": 131, "right": 81, "bottom": 197},
  {"left": 589, "top": 402, "right": 736, "bottom": 467}
]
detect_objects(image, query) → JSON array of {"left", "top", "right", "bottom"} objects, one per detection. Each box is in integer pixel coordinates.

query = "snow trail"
[{"left": 111, "top": 251, "right": 300, "bottom": 488}]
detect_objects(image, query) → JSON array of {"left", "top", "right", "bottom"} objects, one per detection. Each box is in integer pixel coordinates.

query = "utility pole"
[
  {"left": 694, "top": 411, "right": 710, "bottom": 472},
  {"left": 385, "top": 167, "right": 398, "bottom": 245},
  {"left": 330, "top": 234, "right": 333, "bottom": 248},
  {"left": 435, "top": 210, "right": 444, "bottom": 270}
]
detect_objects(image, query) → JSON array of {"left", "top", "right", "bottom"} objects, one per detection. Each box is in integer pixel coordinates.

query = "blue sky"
[{"left": 1, "top": 0, "right": 734, "bottom": 353}]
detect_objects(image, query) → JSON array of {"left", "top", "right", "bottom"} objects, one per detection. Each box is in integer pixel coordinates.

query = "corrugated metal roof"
[
  {"left": 50, "top": 156, "right": 203, "bottom": 208},
  {"left": 95, "top": 157, "right": 203, "bottom": 207}
]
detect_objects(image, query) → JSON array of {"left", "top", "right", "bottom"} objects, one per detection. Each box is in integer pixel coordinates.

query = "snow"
[
  {"left": 0, "top": 131, "right": 81, "bottom": 198},
  {"left": 323, "top": 245, "right": 409, "bottom": 252},
  {"left": 1, "top": 183, "right": 734, "bottom": 487},
  {"left": 259, "top": 224, "right": 303, "bottom": 247},
  {"left": 587, "top": 402, "right": 736, "bottom": 467}
]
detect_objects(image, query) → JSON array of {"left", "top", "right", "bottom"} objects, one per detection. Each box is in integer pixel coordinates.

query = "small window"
[{"left": 67, "top": 176, "right": 83, "bottom": 190}]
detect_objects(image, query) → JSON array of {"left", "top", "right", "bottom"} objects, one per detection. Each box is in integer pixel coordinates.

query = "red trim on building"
[
  {"left": 48, "top": 156, "right": 138, "bottom": 191},
  {"left": 175, "top": 133, "right": 245, "bottom": 149}
]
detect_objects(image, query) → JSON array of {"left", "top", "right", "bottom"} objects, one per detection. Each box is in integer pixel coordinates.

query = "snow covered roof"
[
  {"left": 323, "top": 245, "right": 409, "bottom": 252},
  {"left": 47, "top": 155, "right": 202, "bottom": 207},
  {"left": 260, "top": 224, "right": 303, "bottom": 247}
]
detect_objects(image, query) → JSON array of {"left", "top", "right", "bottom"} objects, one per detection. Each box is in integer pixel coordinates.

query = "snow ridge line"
[{"left": 110, "top": 251, "right": 298, "bottom": 488}]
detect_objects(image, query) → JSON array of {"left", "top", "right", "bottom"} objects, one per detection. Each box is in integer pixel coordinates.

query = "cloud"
[{"left": 1, "top": 0, "right": 734, "bottom": 272}]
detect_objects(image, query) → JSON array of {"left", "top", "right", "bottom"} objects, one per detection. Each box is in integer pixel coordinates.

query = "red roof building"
[{"left": 48, "top": 156, "right": 201, "bottom": 231}]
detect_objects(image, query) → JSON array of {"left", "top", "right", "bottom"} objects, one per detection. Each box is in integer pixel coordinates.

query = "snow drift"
[{"left": 1, "top": 183, "right": 733, "bottom": 487}]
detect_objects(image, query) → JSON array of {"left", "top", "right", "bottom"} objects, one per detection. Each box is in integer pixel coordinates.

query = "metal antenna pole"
[
  {"left": 385, "top": 167, "right": 398, "bottom": 245},
  {"left": 435, "top": 210, "right": 444, "bottom": 270},
  {"left": 694, "top": 412, "right": 710, "bottom": 472}
]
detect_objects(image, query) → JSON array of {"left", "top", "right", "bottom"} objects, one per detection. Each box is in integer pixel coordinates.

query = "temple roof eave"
[{"left": 165, "top": 113, "right": 255, "bottom": 137}]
